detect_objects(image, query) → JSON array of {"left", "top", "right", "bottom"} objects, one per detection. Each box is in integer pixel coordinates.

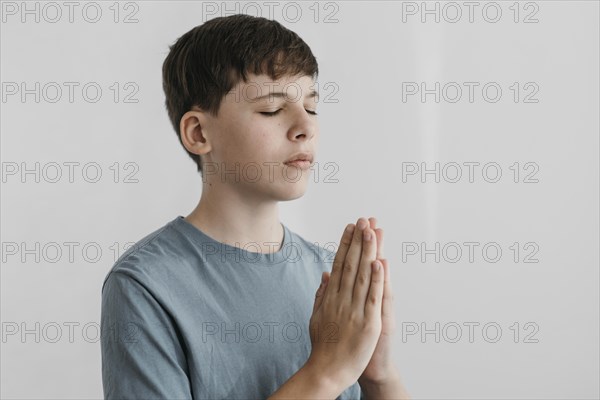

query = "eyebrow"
[{"left": 251, "top": 89, "right": 319, "bottom": 102}]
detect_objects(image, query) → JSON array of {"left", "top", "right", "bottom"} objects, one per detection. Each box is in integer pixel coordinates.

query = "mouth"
[
  {"left": 283, "top": 152, "right": 314, "bottom": 170},
  {"left": 283, "top": 160, "right": 312, "bottom": 170},
  {"left": 284, "top": 152, "right": 313, "bottom": 163}
]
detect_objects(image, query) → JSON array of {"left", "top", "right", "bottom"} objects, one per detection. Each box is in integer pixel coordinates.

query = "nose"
[{"left": 287, "top": 107, "right": 318, "bottom": 142}]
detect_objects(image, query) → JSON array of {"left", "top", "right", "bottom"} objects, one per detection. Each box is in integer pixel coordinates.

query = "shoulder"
[{"left": 101, "top": 218, "right": 191, "bottom": 294}]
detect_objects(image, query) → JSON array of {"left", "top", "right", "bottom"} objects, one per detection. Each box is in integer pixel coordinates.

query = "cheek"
[
  {"left": 231, "top": 123, "right": 278, "bottom": 162},
  {"left": 248, "top": 119, "right": 278, "bottom": 143}
]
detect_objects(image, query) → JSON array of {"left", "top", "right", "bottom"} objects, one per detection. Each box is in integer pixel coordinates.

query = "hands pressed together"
[{"left": 307, "top": 216, "right": 398, "bottom": 390}]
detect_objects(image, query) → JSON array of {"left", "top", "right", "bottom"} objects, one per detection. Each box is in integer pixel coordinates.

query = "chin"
[
  {"left": 273, "top": 179, "right": 310, "bottom": 201},
  {"left": 281, "top": 190, "right": 307, "bottom": 201}
]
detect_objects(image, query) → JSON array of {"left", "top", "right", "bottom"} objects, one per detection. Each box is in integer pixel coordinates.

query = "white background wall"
[{"left": 1, "top": 1, "right": 598, "bottom": 398}]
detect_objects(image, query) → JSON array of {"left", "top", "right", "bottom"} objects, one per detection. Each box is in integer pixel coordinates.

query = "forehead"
[{"left": 228, "top": 73, "right": 317, "bottom": 103}]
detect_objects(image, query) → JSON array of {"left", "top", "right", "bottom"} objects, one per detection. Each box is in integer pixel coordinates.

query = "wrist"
[
  {"left": 302, "top": 357, "right": 350, "bottom": 396},
  {"left": 268, "top": 358, "right": 348, "bottom": 399},
  {"left": 358, "top": 363, "right": 401, "bottom": 387},
  {"left": 358, "top": 364, "right": 412, "bottom": 400}
]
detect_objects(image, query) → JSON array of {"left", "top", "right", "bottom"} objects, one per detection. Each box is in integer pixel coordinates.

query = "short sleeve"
[{"left": 100, "top": 271, "right": 192, "bottom": 399}]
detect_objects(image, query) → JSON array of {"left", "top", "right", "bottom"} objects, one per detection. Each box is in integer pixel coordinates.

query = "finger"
[
  {"left": 368, "top": 217, "right": 377, "bottom": 231},
  {"left": 381, "top": 259, "right": 394, "bottom": 320},
  {"left": 329, "top": 223, "right": 355, "bottom": 295},
  {"left": 368, "top": 217, "right": 383, "bottom": 259},
  {"left": 312, "top": 272, "right": 328, "bottom": 314},
  {"left": 351, "top": 225, "right": 378, "bottom": 309},
  {"left": 340, "top": 217, "right": 369, "bottom": 300},
  {"left": 320, "top": 271, "right": 331, "bottom": 292},
  {"left": 364, "top": 260, "right": 385, "bottom": 320},
  {"left": 375, "top": 228, "right": 384, "bottom": 260}
]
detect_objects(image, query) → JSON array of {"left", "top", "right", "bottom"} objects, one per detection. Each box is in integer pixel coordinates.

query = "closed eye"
[{"left": 259, "top": 109, "right": 318, "bottom": 117}]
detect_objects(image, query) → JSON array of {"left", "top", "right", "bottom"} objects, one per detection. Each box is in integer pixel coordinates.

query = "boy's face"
[{"left": 195, "top": 72, "right": 320, "bottom": 201}]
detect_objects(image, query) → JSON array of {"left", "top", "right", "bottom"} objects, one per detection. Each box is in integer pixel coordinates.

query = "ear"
[{"left": 180, "top": 108, "right": 212, "bottom": 157}]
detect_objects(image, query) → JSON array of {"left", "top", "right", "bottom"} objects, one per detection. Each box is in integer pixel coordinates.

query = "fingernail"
[
  {"left": 372, "top": 260, "right": 380, "bottom": 272},
  {"left": 345, "top": 224, "right": 355, "bottom": 234},
  {"left": 358, "top": 219, "right": 367, "bottom": 230}
]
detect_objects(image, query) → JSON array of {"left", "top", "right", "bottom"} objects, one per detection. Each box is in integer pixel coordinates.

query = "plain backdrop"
[{"left": 1, "top": 1, "right": 599, "bottom": 399}]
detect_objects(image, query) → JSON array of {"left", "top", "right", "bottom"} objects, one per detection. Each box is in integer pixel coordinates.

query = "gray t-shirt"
[{"left": 100, "top": 215, "right": 364, "bottom": 399}]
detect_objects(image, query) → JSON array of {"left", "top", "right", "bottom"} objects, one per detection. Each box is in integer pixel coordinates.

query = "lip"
[
  {"left": 284, "top": 152, "right": 314, "bottom": 165},
  {"left": 284, "top": 160, "right": 312, "bottom": 170}
]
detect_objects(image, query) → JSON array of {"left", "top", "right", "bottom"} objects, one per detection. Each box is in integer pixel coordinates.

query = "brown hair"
[{"left": 162, "top": 14, "right": 319, "bottom": 175}]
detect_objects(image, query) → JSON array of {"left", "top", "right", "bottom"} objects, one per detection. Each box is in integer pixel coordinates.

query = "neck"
[{"left": 184, "top": 179, "right": 284, "bottom": 254}]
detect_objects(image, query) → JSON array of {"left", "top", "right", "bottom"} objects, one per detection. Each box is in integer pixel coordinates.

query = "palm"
[
  {"left": 322, "top": 218, "right": 397, "bottom": 384},
  {"left": 359, "top": 218, "right": 396, "bottom": 383}
]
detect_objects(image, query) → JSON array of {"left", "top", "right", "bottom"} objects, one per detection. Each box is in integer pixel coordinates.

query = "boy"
[{"left": 100, "top": 14, "right": 409, "bottom": 399}]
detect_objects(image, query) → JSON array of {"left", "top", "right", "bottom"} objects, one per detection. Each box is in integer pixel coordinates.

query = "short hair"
[{"left": 161, "top": 14, "right": 319, "bottom": 175}]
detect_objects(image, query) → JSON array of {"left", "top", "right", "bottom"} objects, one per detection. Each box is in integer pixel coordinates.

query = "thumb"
[{"left": 312, "top": 272, "right": 330, "bottom": 314}]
